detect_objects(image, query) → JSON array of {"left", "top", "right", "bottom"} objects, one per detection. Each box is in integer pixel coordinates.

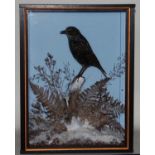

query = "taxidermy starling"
[{"left": 60, "top": 26, "right": 108, "bottom": 78}]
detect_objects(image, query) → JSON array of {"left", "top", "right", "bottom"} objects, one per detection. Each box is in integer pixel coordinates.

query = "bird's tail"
[{"left": 98, "top": 65, "right": 108, "bottom": 78}]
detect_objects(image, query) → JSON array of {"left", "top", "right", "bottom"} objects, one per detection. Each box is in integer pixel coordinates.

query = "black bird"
[{"left": 60, "top": 26, "right": 108, "bottom": 79}]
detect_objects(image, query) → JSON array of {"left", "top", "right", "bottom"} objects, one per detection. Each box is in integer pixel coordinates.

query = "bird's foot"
[
  {"left": 72, "top": 75, "right": 83, "bottom": 84},
  {"left": 104, "top": 75, "right": 112, "bottom": 82},
  {"left": 71, "top": 76, "right": 78, "bottom": 84},
  {"left": 106, "top": 76, "right": 112, "bottom": 80}
]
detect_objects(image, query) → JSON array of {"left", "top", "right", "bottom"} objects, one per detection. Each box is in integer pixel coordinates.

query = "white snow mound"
[{"left": 49, "top": 117, "right": 124, "bottom": 145}]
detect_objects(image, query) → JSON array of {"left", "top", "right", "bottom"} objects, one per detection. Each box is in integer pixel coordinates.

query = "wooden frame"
[{"left": 20, "top": 4, "right": 135, "bottom": 153}]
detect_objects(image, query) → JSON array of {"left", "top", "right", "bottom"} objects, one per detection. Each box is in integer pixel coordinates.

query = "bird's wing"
[
  {"left": 78, "top": 35, "right": 101, "bottom": 64},
  {"left": 76, "top": 35, "right": 93, "bottom": 54},
  {"left": 70, "top": 34, "right": 101, "bottom": 66}
]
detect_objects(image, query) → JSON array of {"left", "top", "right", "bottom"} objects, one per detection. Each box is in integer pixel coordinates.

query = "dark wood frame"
[{"left": 20, "top": 4, "right": 135, "bottom": 154}]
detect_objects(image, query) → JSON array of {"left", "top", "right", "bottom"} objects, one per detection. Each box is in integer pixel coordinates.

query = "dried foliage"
[
  {"left": 109, "top": 53, "right": 125, "bottom": 79},
  {"left": 32, "top": 53, "right": 75, "bottom": 93},
  {"left": 29, "top": 81, "right": 67, "bottom": 121},
  {"left": 29, "top": 53, "right": 125, "bottom": 146},
  {"left": 77, "top": 78, "right": 124, "bottom": 131}
]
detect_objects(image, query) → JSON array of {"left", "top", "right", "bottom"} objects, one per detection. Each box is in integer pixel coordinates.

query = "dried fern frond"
[
  {"left": 29, "top": 80, "right": 68, "bottom": 121},
  {"left": 74, "top": 78, "right": 125, "bottom": 129},
  {"left": 79, "top": 78, "right": 110, "bottom": 104}
]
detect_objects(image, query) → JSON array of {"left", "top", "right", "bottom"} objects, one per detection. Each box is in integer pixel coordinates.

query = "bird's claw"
[{"left": 105, "top": 76, "right": 112, "bottom": 81}]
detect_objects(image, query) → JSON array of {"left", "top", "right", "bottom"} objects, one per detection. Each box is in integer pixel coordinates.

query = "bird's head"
[{"left": 60, "top": 26, "right": 80, "bottom": 37}]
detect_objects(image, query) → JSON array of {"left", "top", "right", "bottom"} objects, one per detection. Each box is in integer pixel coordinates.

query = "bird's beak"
[{"left": 60, "top": 30, "right": 66, "bottom": 34}]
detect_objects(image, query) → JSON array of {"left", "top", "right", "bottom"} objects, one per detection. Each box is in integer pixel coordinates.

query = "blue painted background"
[{"left": 27, "top": 11, "right": 126, "bottom": 127}]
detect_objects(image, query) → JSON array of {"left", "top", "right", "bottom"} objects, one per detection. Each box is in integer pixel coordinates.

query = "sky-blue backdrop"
[{"left": 28, "top": 11, "right": 126, "bottom": 127}]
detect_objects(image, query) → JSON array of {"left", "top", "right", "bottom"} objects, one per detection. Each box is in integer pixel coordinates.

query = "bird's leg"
[
  {"left": 71, "top": 66, "right": 87, "bottom": 84},
  {"left": 77, "top": 66, "right": 88, "bottom": 77}
]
